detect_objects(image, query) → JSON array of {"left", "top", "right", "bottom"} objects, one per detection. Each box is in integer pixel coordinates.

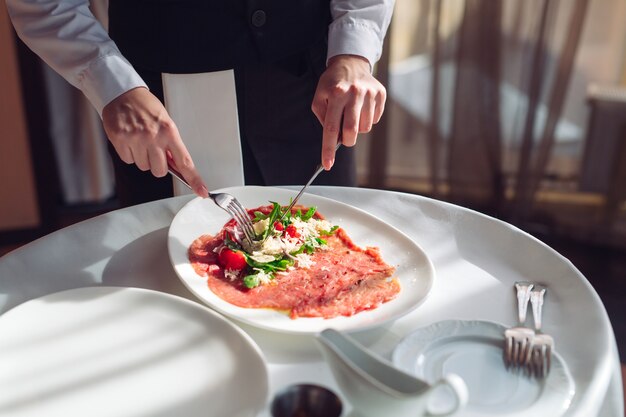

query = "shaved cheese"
[
  {"left": 224, "top": 269, "right": 239, "bottom": 281},
  {"left": 253, "top": 218, "right": 269, "bottom": 235},
  {"left": 253, "top": 269, "right": 274, "bottom": 285},
  {"left": 293, "top": 253, "right": 314, "bottom": 269},
  {"left": 250, "top": 253, "right": 275, "bottom": 263}
]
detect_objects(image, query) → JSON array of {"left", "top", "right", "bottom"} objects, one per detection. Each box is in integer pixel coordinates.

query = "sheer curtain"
[{"left": 361, "top": 0, "right": 626, "bottom": 249}]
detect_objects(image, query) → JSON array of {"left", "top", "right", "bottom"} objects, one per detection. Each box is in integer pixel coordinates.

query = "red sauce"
[{"left": 188, "top": 205, "right": 400, "bottom": 319}]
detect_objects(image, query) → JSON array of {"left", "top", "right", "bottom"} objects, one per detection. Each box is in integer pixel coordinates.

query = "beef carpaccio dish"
[{"left": 188, "top": 202, "right": 400, "bottom": 319}]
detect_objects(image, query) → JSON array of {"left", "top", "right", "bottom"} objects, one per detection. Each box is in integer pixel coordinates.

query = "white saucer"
[
  {"left": 0, "top": 287, "right": 268, "bottom": 417},
  {"left": 392, "top": 320, "right": 575, "bottom": 417}
]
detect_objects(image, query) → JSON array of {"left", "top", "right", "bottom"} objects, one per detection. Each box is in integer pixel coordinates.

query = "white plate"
[
  {"left": 392, "top": 320, "right": 575, "bottom": 417},
  {"left": 0, "top": 287, "right": 268, "bottom": 417},
  {"left": 168, "top": 185, "right": 435, "bottom": 334}
]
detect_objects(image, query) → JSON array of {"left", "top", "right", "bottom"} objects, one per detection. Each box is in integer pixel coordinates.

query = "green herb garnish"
[
  {"left": 221, "top": 201, "right": 338, "bottom": 289},
  {"left": 319, "top": 225, "right": 339, "bottom": 236}
]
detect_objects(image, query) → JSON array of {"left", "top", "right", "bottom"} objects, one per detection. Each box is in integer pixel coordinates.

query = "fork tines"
[
  {"left": 209, "top": 193, "right": 256, "bottom": 245},
  {"left": 228, "top": 199, "right": 256, "bottom": 244},
  {"left": 504, "top": 327, "right": 534, "bottom": 369},
  {"left": 528, "top": 334, "right": 553, "bottom": 378}
]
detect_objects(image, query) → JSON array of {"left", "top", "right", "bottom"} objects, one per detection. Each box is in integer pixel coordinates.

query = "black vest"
[{"left": 108, "top": 0, "right": 332, "bottom": 74}]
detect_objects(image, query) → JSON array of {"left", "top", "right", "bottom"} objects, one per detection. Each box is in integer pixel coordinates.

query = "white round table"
[{"left": 0, "top": 186, "right": 622, "bottom": 417}]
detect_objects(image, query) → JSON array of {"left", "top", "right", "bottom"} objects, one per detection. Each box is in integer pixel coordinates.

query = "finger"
[
  {"left": 130, "top": 146, "right": 150, "bottom": 172},
  {"left": 112, "top": 141, "right": 134, "bottom": 165},
  {"left": 167, "top": 133, "right": 208, "bottom": 198},
  {"left": 311, "top": 92, "right": 328, "bottom": 126},
  {"left": 359, "top": 92, "right": 375, "bottom": 133},
  {"left": 373, "top": 87, "right": 387, "bottom": 124},
  {"left": 341, "top": 94, "right": 363, "bottom": 147},
  {"left": 148, "top": 146, "right": 168, "bottom": 177},
  {"left": 166, "top": 150, "right": 175, "bottom": 167},
  {"left": 103, "top": 115, "right": 135, "bottom": 165},
  {"left": 321, "top": 99, "right": 345, "bottom": 170}
]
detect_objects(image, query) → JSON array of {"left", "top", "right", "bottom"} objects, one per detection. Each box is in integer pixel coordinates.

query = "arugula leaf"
[
  {"left": 292, "top": 242, "right": 316, "bottom": 255},
  {"left": 260, "top": 202, "right": 284, "bottom": 239},
  {"left": 319, "top": 225, "right": 339, "bottom": 236},
  {"left": 290, "top": 245, "right": 306, "bottom": 255},
  {"left": 245, "top": 256, "right": 294, "bottom": 272},
  {"left": 282, "top": 209, "right": 292, "bottom": 226},
  {"left": 301, "top": 206, "right": 317, "bottom": 221},
  {"left": 253, "top": 211, "right": 267, "bottom": 222},
  {"left": 271, "top": 259, "right": 295, "bottom": 270}
]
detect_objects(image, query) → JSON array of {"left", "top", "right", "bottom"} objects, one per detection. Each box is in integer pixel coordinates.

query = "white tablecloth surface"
[{"left": 0, "top": 186, "right": 623, "bottom": 417}]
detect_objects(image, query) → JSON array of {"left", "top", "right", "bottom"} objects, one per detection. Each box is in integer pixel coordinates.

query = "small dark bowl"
[{"left": 270, "top": 384, "right": 343, "bottom": 417}]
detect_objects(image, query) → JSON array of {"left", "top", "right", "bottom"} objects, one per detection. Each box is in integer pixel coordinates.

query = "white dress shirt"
[{"left": 6, "top": 0, "right": 395, "bottom": 116}]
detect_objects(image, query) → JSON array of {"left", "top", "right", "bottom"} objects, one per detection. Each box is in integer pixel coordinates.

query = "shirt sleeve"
[
  {"left": 6, "top": 0, "right": 147, "bottom": 116},
  {"left": 327, "top": 0, "right": 395, "bottom": 68}
]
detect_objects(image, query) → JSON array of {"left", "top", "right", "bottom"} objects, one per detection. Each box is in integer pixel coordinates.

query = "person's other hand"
[
  {"left": 311, "top": 54, "right": 386, "bottom": 170},
  {"left": 102, "top": 87, "right": 208, "bottom": 198}
]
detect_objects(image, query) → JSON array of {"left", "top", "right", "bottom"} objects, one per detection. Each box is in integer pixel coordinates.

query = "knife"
[{"left": 265, "top": 141, "right": 342, "bottom": 240}]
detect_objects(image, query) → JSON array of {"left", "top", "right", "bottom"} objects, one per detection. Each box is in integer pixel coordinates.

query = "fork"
[
  {"left": 528, "top": 285, "right": 554, "bottom": 378},
  {"left": 168, "top": 165, "right": 256, "bottom": 245},
  {"left": 208, "top": 192, "right": 256, "bottom": 246},
  {"left": 504, "top": 281, "right": 535, "bottom": 370}
]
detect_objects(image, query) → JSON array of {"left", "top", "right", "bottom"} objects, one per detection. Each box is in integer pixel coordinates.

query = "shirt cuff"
[
  {"left": 327, "top": 21, "right": 382, "bottom": 69},
  {"left": 78, "top": 54, "right": 147, "bottom": 117}
]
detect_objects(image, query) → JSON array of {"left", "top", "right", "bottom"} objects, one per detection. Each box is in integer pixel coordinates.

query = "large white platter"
[
  {"left": 168, "top": 186, "right": 435, "bottom": 334},
  {"left": 0, "top": 287, "right": 268, "bottom": 417}
]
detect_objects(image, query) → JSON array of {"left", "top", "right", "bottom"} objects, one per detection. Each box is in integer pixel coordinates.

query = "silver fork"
[
  {"left": 504, "top": 281, "right": 535, "bottom": 370},
  {"left": 528, "top": 285, "right": 554, "bottom": 378},
  {"left": 168, "top": 166, "right": 256, "bottom": 245},
  {"left": 208, "top": 192, "right": 256, "bottom": 245}
]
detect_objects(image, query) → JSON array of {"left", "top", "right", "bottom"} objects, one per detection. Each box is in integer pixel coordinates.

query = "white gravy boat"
[{"left": 316, "top": 329, "right": 468, "bottom": 417}]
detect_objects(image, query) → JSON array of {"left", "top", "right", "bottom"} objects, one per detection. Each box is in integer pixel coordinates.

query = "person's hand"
[
  {"left": 102, "top": 87, "right": 208, "bottom": 197},
  {"left": 311, "top": 54, "right": 387, "bottom": 170}
]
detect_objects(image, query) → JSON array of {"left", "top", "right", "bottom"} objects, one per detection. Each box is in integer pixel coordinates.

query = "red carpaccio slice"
[{"left": 188, "top": 205, "right": 400, "bottom": 319}]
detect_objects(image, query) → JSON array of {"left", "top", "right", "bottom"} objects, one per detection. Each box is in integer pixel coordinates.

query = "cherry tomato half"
[
  {"left": 274, "top": 222, "right": 284, "bottom": 232},
  {"left": 218, "top": 248, "right": 247, "bottom": 271}
]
